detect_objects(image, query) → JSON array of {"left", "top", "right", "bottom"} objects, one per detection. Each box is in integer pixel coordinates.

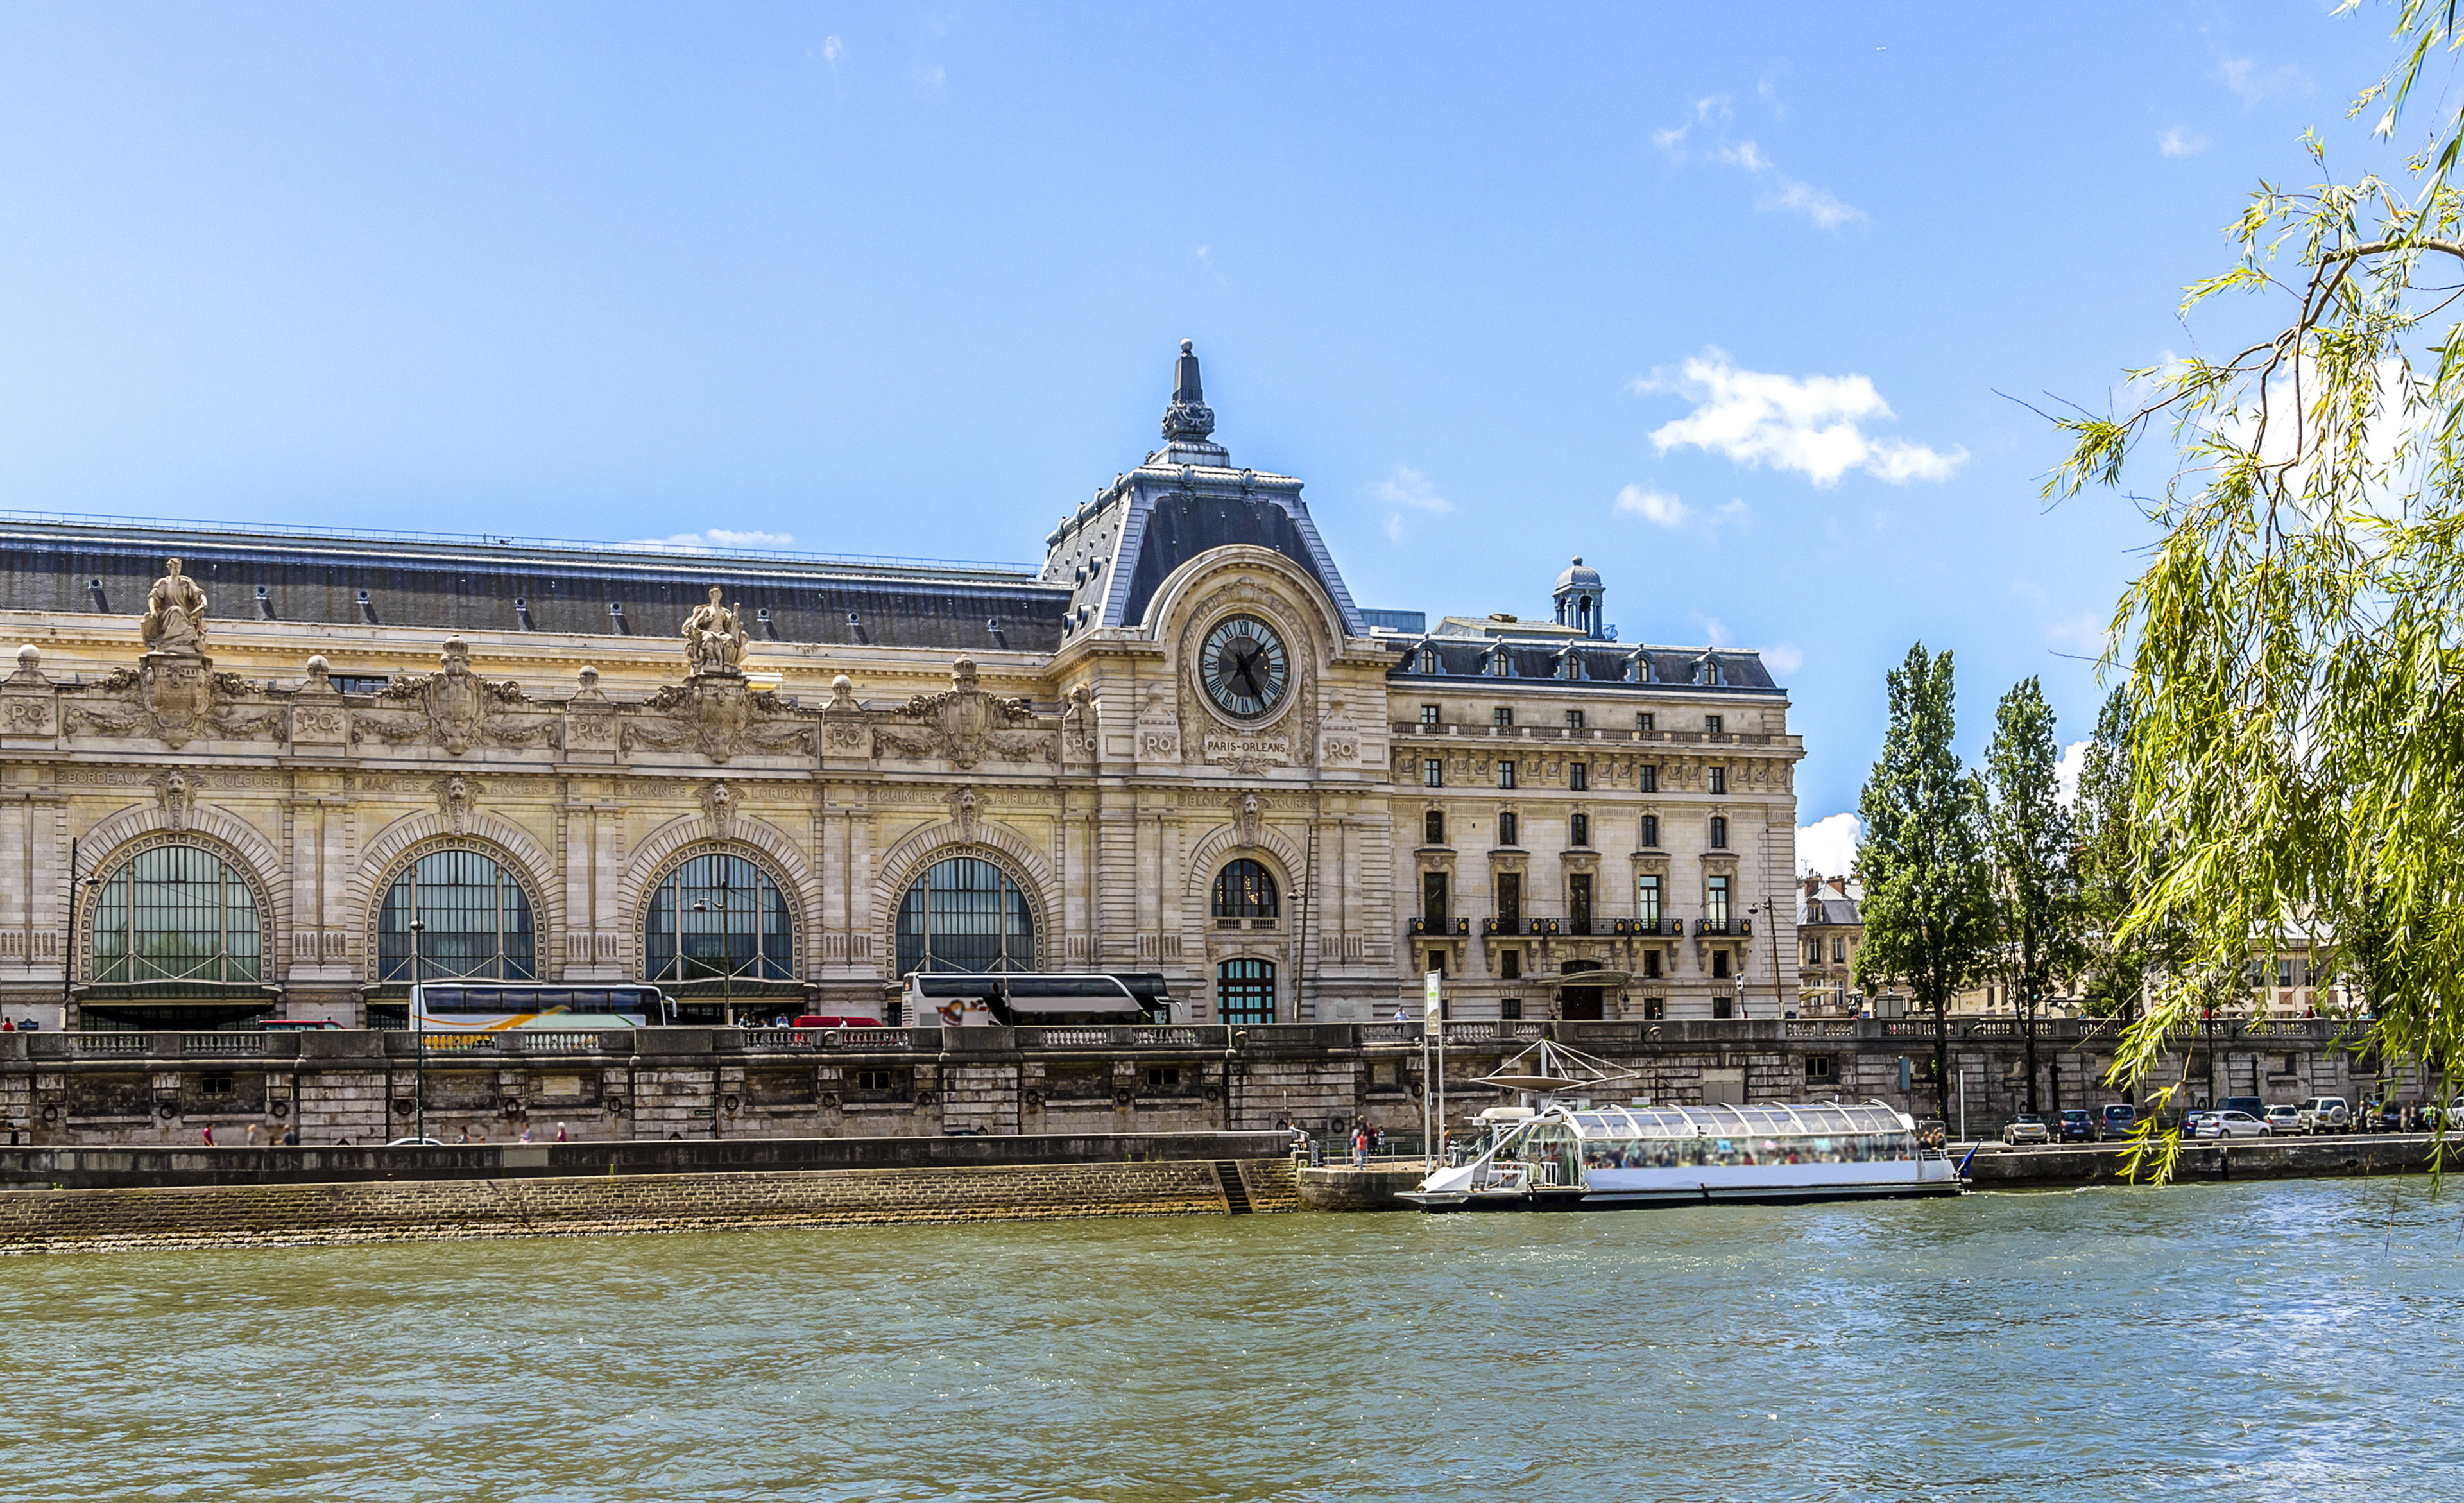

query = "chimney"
[
  {"left": 1827, "top": 875, "right": 1847, "bottom": 896},
  {"left": 1802, "top": 873, "right": 1822, "bottom": 898}
]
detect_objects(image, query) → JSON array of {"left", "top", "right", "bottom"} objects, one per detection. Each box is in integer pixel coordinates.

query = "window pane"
[
  {"left": 379, "top": 847, "right": 536, "bottom": 982},
  {"left": 644, "top": 852, "right": 791, "bottom": 983},
  {"left": 897, "top": 857, "right": 1036, "bottom": 975},
  {"left": 1217, "top": 957, "right": 1276, "bottom": 1025},
  {"left": 91, "top": 845, "right": 260, "bottom": 986}
]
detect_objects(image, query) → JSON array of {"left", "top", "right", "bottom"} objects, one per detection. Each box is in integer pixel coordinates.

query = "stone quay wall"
[
  {"left": 0, "top": 1155, "right": 1304, "bottom": 1257},
  {"left": 0, "top": 1015, "right": 2387, "bottom": 1152}
]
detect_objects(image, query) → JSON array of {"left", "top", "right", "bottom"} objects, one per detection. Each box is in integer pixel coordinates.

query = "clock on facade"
[{"left": 1199, "top": 614, "right": 1290, "bottom": 721}]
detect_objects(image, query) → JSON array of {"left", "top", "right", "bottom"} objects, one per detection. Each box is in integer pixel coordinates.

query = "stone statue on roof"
[
  {"left": 681, "top": 585, "right": 749, "bottom": 676},
  {"left": 139, "top": 558, "right": 209, "bottom": 656}
]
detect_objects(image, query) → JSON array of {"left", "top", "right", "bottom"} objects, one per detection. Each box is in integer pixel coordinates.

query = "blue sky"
[{"left": 0, "top": 3, "right": 2403, "bottom": 864}]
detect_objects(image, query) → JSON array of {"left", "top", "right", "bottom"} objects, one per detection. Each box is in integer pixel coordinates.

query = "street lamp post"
[
  {"left": 409, "top": 916, "right": 427, "bottom": 1147},
  {"left": 690, "top": 868, "right": 740, "bottom": 1026}
]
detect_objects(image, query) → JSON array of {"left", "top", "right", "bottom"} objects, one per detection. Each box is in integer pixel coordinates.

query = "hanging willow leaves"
[{"left": 2048, "top": 0, "right": 2464, "bottom": 1171}]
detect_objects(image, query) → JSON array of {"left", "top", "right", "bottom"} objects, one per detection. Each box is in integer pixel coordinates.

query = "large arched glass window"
[
  {"left": 377, "top": 848, "right": 536, "bottom": 981},
  {"left": 1211, "top": 859, "right": 1279, "bottom": 919},
  {"left": 90, "top": 844, "right": 262, "bottom": 984},
  {"left": 644, "top": 852, "right": 794, "bottom": 983},
  {"left": 1217, "top": 957, "right": 1276, "bottom": 1026},
  {"left": 896, "top": 856, "right": 1036, "bottom": 975}
]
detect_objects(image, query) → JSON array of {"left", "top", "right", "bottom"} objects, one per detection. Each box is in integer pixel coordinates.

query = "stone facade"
[{"left": 0, "top": 346, "right": 1802, "bottom": 1032}]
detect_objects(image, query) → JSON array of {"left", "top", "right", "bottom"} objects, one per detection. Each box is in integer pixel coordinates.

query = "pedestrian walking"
[
  {"left": 1351, "top": 1122, "right": 1367, "bottom": 1167},
  {"left": 244, "top": 1123, "right": 259, "bottom": 1147},
  {"left": 282, "top": 1126, "right": 299, "bottom": 1147},
  {"left": 556, "top": 1121, "right": 569, "bottom": 1142},
  {"left": 518, "top": 1125, "right": 533, "bottom": 1144},
  {"left": 200, "top": 1125, "right": 214, "bottom": 1146}
]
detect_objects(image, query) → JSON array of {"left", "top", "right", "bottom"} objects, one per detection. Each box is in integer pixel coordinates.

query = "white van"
[{"left": 2296, "top": 1096, "right": 2350, "bottom": 1134}]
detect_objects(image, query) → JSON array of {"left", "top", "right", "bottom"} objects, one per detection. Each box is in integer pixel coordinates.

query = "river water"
[{"left": 0, "top": 1177, "right": 2455, "bottom": 1502}]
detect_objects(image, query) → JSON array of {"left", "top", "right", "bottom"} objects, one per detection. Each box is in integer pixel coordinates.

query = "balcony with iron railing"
[
  {"left": 1482, "top": 916, "right": 1561, "bottom": 937},
  {"left": 1392, "top": 721, "right": 1795, "bottom": 749},
  {"left": 1691, "top": 916, "right": 1754, "bottom": 937},
  {"left": 1405, "top": 916, "right": 1472, "bottom": 937}
]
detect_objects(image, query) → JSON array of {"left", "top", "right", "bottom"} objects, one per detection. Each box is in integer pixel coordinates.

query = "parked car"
[
  {"left": 2223, "top": 1095, "right": 2266, "bottom": 1122},
  {"left": 2297, "top": 1097, "right": 2351, "bottom": 1134},
  {"left": 2182, "top": 1110, "right": 2214, "bottom": 1137},
  {"left": 2196, "top": 1109, "right": 2270, "bottom": 1139},
  {"left": 2099, "top": 1103, "right": 2140, "bottom": 1139},
  {"left": 2264, "top": 1104, "right": 2305, "bottom": 1134},
  {"left": 2001, "top": 1114, "right": 2052, "bottom": 1146},
  {"left": 2057, "top": 1108, "right": 2097, "bottom": 1143},
  {"left": 791, "top": 1014, "right": 885, "bottom": 1029},
  {"left": 260, "top": 1018, "right": 340, "bottom": 1031}
]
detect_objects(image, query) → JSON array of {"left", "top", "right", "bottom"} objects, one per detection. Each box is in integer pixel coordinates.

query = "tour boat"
[{"left": 1403, "top": 1098, "right": 1966, "bottom": 1210}]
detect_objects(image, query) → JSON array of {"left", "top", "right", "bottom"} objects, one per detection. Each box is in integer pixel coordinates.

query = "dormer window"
[
  {"left": 1487, "top": 651, "right": 1510, "bottom": 678},
  {"left": 1416, "top": 647, "right": 1439, "bottom": 674}
]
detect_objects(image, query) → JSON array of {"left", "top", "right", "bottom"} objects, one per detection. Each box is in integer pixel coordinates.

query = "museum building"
[{"left": 0, "top": 344, "right": 1804, "bottom": 1031}]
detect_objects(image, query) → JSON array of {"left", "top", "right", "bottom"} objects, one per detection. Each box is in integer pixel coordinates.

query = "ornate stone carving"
[
  {"left": 1, "top": 645, "right": 51, "bottom": 737},
  {"left": 61, "top": 654, "right": 275, "bottom": 749},
  {"left": 1061, "top": 683, "right": 1099, "bottom": 764},
  {"left": 155, "top": 769, "right": 194, "bottom": 830},
  {"left": 1317, "top": 693, "right": 1361, "bottom": 766},
  {"left": 628, "top": 675, "right": 812, "bottom": 764},
  {"left": 700, "top": 780, "right": 737, "bottom": 836},
  {"left": 1232, "top": 790, "right": 1264, "bottom": 850},
  {"left": 290, "top": 654, "right": 347, "bottom": 744},
  {"left": 352, "top": 639, "right": 560, "bottom": 756},
  {"left": 432, "top": 774, "right": 482, "bottom": 834},
  {"left": 878, "top": 657, "right": 1046, "bottom": 769},
  {"left": 948, "top": 786, "right": 984, "bottom": 845},
  {"left": 138, "top": 558, "right": 209, "bottom": 656},
  {"left": 1134, "top": 685, "right": 1180, "bottom": 762},
  {"left": 564, "top": 666, "right": 619, "bottom": 751},
  {"left": 819, "top": 674, "right": 869, "bottom": 759},
  {"left": 681, "top": 587, "right": 751, "bottom": 677}
]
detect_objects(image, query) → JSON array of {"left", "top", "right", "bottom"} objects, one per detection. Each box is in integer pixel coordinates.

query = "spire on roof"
[{"left": 1162, "top": 338, "right": 1217, "bottom": 442}]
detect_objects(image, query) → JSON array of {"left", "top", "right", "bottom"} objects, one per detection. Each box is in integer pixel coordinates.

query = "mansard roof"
[
  {"left": 1039, "top": 343, "right": 1365, "bottom": 640},
  {"left": 1389, "top": 634, "right": 1783, "bottom": 691},
  {"left": 0, "top": 512, "right": 1067, "bottom": 653}
]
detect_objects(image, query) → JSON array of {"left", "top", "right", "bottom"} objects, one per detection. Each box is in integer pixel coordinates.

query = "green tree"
[
  {"left": 1853, "top": 644, "right": 1995, "bottom": 1124},
  {"left": 2048, "top": 1, "right": 2464, "bottom": 1146},
  {"left": 1981, "top": 676, "right": 2089, "bottom": 1114}
]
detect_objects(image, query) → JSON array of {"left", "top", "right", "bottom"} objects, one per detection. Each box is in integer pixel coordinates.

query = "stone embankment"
[
  {"left": 1295, "top": 1134, "right": 2453, "bottom": 1210},
  {"left": 0, "top": 1131, "right": 1300, "bottom": 1255}
]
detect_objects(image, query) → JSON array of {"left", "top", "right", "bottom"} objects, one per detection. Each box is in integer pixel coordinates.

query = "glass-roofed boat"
[{"left": 1403, "top": 1099, "right": 1965, "bottom": 1211}]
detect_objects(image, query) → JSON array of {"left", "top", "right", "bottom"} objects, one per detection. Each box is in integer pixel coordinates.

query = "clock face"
[{"left": 1200, "top": 615, "right": 1290, "bottom": 721}]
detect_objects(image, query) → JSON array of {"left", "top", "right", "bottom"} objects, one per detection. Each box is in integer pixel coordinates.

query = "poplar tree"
[
  {"left": 1981, "top": 676, "right": 2087, "bottom": 1113},
  {"left": 2049, "top": 1, "right": 2464, "bottom": 1134},
  {"left": 1853, "top": 644, "right": 1994, "bottom": 1124}
]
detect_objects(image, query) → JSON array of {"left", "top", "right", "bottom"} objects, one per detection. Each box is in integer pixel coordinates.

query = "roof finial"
[{"left": 1163, "top": 339, "right": 1215, "bottom": 442}]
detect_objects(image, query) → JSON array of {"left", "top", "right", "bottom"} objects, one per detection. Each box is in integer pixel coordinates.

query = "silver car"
[
  {"left": 2194, "top": 1109, "right": 2270, "bottom": 1139},
  {"left": 2001, "top": 1114, "right": 2052, "bottom": 1146}
]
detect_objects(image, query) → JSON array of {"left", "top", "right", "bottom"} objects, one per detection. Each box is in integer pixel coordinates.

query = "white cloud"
[
  {"left": 1638, "top": 348, "right": 1966, "bottom": 487},
  {"left": 1796, "top": 812, "right": 1861, "bottom": 879},
  {"left": 821, "top": 35, "right": 842, "bottom": 64},
  {"left": 2218, "top": 56, "right": 2311, "bottom": 107},
  {"left": 1760, "top": 643, "right": 1804, "bottom": 677},
  {"left": 1693, "top": 614, "right": 1730, "bottom": 647},
  {"left": 2045, "top": 608, "right": 2107, "bottom": 651},
  {"left": 1371, "top": 465, "right": 1451, "bottom": 542},
  {"left": 2159, "top": 125, "right": 2207, "bottom": 158},
  {"left": 1653, "top": 105, "right": 1861, "bottom": 230},
  {"left": 624, "top": 529, "right": 798, "bottom": 553},
  {"left": 1614, "top": 483, "right": 1690, "bottom": 528},
  {"left": 2056, "top": 739, "right": 2091, "bottom": 807}
]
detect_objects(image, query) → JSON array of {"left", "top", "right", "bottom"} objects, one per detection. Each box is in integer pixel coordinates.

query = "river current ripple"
[{"left": 0, "top": 1176, "right": 2454, "bottom": 1502}]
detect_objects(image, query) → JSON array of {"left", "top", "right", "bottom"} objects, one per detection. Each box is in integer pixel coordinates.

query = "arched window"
[
  {"left": 1415, "top": 646, "right": 1438, "bottom": 674},
  {"left": 1217, "top": 956, "right": 1276, "bottom": 1026},
  {"left": 1212, "top": 859, "right": 1279, "bottom": 919},
  {"left": 644, "top": 852, "right": 794, "bottom": 984},
  {"left": 377, "top": 848, "right": 536, "bottom": 981},
  {"left": 89, "top": 844, "right": 262, "bottom": 984},
  {"left": 896, "top": 855, "right": 1036, "bottom": 975}
]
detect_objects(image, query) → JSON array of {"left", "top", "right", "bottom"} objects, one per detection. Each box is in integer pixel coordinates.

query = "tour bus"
[
  {"left": 407, "top": 981, "right": 674, "bottom": 1033},
  {"left": 898, "top": 972, "right": 1181, "bottom": 1027}
]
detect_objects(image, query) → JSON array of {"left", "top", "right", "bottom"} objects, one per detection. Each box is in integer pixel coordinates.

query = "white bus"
[
  {"left": 899, "top": 972, "right": 1181, "bottom": 1027},
  {"left": 408, "top": 982, "right": 672, "bottom": 1033}
]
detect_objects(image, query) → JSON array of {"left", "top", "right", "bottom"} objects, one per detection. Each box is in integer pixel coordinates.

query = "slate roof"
[
  {"left": 1800, "top": 894, "right": 1861, "bottom": 927},
  {"left": 1039, "top": 345, "right": 1366, "bottom": 639},
  {"left": 0, "top": 513, "right": 1066, "bottom": 654},
  {"left": 1389, "top": 635, "right": 1783, "bottom": 690}
]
